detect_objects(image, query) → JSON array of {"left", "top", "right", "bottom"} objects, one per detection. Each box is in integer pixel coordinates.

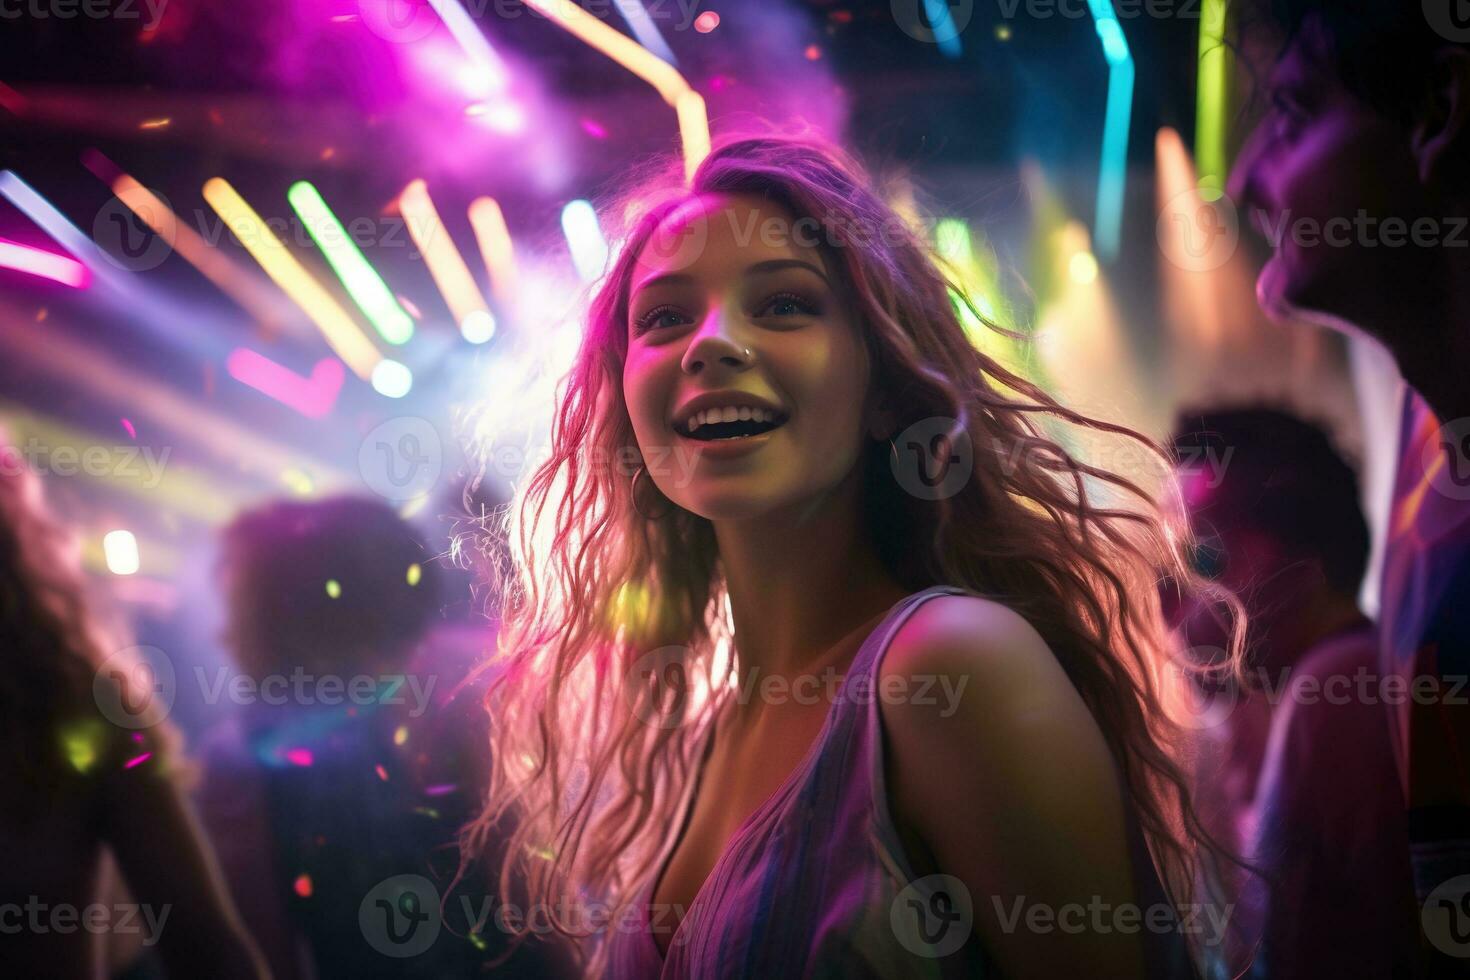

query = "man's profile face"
[{"left": 1227, "top": 17, "right": 1437, "bottom": 348}]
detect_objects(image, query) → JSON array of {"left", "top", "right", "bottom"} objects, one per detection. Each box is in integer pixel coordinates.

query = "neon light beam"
[
  {"left": 1086, "top": 0, "right": 1134, "bottom": 260},
  {"left": 202, "top": 177, "right": 385, "bottom": 380},
  {"left": 522, "top": 0, "right": 710, "bottom": 183},
  {"left": 287, "top": 181, "right": 414, "bottom": 345},
  {"left": 561, "top": 199, "right": 609, "bottom": 283},
  {"left": 0, "top": 237, "right": 88, "bottom": 287},
  {"left": 1195, "top": 0, "right": 1232, "bottom": 192},
  {"left": 226, "top": 348, "right": 346, "bottom": 419},
  {"left": 399, "top": 178, "right": 494, "bottom": 343},
  {"left": 610, "top": 0, "right": 677, "bottom": 64}
]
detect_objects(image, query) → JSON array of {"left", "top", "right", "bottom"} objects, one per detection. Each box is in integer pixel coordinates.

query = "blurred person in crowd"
[
  {"left": 1231, "top": 1, "right": 1470, "bottom": 969},
  {"left": 1165, "top": 408, "right": 1374, "bottom": 847},
  {"left": 199, "top": 495, "right": 569, "bottom": 978},
  {"left": 1169, "top": 407, "right": 1417, "bottom": 976},
  {"left": 0, "top": 435, "right": 267, "bottom": 979}
]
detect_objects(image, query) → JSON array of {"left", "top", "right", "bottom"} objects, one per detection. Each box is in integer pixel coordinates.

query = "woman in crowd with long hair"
[
  {"left": 461, "top": 132, "right": 1248, "bottom": 979},
  {"left": 0, "top": 433, "right": 267, "bottom": 978}
]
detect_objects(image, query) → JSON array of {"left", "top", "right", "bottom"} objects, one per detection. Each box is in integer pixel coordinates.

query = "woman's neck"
[{"left": 712, "top": 470, "right": 910, "bottom": 686}]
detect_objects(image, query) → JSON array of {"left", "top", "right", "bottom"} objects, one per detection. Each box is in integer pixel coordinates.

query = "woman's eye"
[
  {"left": 634, "top": 306, "right": 688, "bottom": 332},
  {"left": 757, "top": 292, "right": 818, "bottom": 318}
]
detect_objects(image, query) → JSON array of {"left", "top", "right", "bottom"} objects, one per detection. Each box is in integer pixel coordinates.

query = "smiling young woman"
[{"left": 459, "top": 132, "right": 1250, "bottom": 979}]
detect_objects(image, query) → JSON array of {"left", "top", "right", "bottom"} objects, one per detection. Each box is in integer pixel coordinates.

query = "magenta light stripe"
[
  {"left": 0, "top": 237, "right": 89, "bottom": 287},
  {"left": 225, "top": 348, "right": 345, "bottom": 419}
]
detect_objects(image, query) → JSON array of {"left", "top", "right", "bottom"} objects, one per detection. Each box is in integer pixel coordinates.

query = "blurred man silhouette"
[
  {"left": 1230, "top": 2, "right": 1470, "bottom": 970},
  {"left": 199, "top": 496, "right": 565, "bottom": 978},
  {"left": 1170, "top": 408, "right": 1417, "bottom": 976}
]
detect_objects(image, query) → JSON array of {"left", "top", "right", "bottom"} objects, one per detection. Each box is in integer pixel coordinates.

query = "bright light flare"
[
  {"left": 1069, "top": 250, "right": 1100, "bottom": 284},
  {"left": 371, "top": 358, "right": 414, "bottom": 398},
  {"left": 103, "top": 529, "right": 140, "bottom": 575},
  {"left": 427, "top": 0, "right": 511, "bottom": 94},
  {"left": 561, "top": 199, "right": 608, "bottom": 283}
]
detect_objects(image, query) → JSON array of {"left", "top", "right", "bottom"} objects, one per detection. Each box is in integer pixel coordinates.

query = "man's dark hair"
[
  {"left": 218, "top": 495, "right": 442, "bottom": 679},
  {"left": 1241, "top": 1, "right": 1470, "bottom": 122},
  {"left": 1172, "top": 407, "right": 1371, "bottom": 596}
]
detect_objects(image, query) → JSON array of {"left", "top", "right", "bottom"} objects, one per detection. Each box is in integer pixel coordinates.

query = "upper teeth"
[{"left": 686, "top": 406, "right": 779, "bottom": 432}]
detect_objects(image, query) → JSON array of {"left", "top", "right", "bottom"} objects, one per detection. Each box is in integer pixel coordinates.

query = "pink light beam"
[
  {"left": 0, "top": 237, "right": 89, "bottom": 287},
  {"left": 225, "top": 348, "right": 346, "bottom": 419}
]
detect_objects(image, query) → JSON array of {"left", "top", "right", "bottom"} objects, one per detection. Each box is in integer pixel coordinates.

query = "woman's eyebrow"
[
  {"left": 744, "top": 258, "right": 831, "bottom": 285},
  {"left": 631, "top": 259, "right": 831, "bottom": 299},
  {"left": 632, "top": 271, "right": 694, "bottom": 295}
]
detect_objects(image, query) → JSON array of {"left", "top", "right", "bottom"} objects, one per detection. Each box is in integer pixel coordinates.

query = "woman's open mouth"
[{"left": 674, "top": 408, "right": 789, "bottom": 442}]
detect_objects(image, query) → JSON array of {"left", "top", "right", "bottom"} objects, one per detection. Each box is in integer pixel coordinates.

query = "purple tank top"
[{"left": 605, "top": 585, "right": 1193, "bottom": 979}]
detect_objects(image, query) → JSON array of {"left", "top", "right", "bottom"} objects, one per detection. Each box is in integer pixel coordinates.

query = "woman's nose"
[{"left": 680, "top": 311, "right": 753, "bottom": 375}]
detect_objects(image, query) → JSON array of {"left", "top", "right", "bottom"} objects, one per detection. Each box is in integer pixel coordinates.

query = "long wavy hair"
[{"left": 459, "top": 131, "right": 1249, "bottom": 974}]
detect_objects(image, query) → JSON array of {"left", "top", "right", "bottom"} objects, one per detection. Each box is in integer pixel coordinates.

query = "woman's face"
[{"left": 622, "top": 192, "right": 876, "bottom": 522}]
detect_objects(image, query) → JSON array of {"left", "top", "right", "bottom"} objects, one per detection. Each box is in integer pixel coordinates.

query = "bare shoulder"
[
  {"left": 876, "top": 593, "right": 1142, "bottom": 977},
  {"left": 880, "top": 593, "right": 1075, "bottom": 717},
  {"left": 877, "top": 591, "right": 1120, "bottom": 812}
]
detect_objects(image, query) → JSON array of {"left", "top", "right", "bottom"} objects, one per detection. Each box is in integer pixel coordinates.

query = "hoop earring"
[{"left": 631, "top": 464, "right": 674, "bottom": 520}]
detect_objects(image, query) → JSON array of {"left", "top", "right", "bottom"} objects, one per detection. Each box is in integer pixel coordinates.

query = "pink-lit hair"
[{"left": 459, "top": 130, "right": 1248, "bottom": 973}]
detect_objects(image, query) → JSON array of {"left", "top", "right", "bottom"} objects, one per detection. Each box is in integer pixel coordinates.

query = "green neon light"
[
  {"left": 1195, "top": 0, "right": 1232, "bottom": 193},
  {"left": 288, "top": 181, "right": 414, "bottom": 346}
]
